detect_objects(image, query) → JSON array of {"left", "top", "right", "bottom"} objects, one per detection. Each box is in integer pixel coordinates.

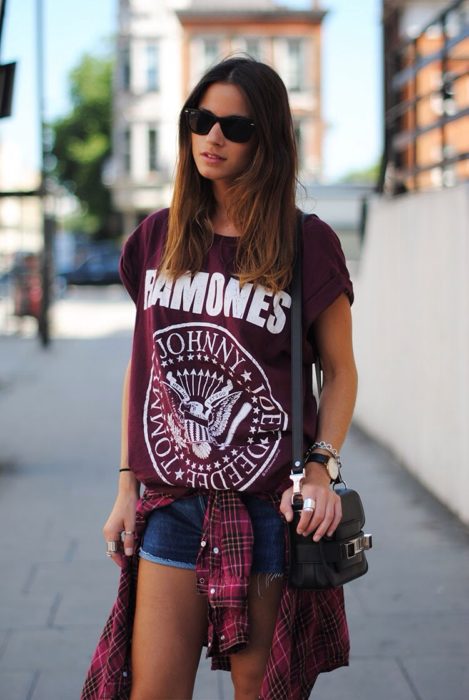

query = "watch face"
[{"left": 327, "top": 457, "right": 339, "bottom": 480}]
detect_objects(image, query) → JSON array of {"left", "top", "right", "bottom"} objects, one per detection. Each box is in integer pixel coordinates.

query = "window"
[
  {"left": 120, "top": 45, "right": 131, "bottom": 91},
  {"left": 148, "top": 127, "right": 159, "bottom": 172},
  {"left": 203, "top": 39, "right": 220, "bottom": 70},
  {"left": 245, "top": 39, "right": 261, "bottom": 60},
  {"left": 146, "top": 43, "right": 160, "bottom": 92},
  {"left": 123, "top": 128, "right": 131, "bottom": 174},
  {"left": 286, "top": 39, "right": 305, "bottom": 92}
]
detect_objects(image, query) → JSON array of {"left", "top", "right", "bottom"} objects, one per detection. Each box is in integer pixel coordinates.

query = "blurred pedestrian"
[{"left": 82, "top": 56, "right": 357, "bottom": 700}]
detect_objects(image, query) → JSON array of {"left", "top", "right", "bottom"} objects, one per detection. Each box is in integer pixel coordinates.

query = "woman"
[{"left": 82, "top": 57, "right": 357, "bottom": 700}]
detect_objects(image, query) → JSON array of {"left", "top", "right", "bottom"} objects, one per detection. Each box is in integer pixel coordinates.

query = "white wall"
[{"left": 352, "top": 183, "right": 469, "bottom": 525}]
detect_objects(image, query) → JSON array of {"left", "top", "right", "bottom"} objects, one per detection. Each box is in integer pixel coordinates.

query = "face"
[{"left": 190, "top": 82, "right": 255, "bottom": 189}]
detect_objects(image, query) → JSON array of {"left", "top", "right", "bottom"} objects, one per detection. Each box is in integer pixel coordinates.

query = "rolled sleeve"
[{"left": 302, "top": 215, "right": 354, "bottom": 328}]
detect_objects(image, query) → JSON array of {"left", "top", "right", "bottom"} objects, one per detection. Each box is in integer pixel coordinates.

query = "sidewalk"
[{"left": 0, "top": 287, "right": 468, "bottom": 700}]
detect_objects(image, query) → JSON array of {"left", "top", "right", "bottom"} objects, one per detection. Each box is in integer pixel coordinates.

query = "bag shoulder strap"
[{"left": 291, "top": 211, "right": 305, "bottom": 476}]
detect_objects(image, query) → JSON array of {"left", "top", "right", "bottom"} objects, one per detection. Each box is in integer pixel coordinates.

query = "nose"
[{"left": 206, "top": 120, "right": 224, "bottom": 144}]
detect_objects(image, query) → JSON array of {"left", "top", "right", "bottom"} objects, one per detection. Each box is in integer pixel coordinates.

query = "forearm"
[
  {"left": 314, "top": 366, "right": 358, "bottom": 453},
  {"left": 305, "top": 366, "right": 357, "bottom": 485}
]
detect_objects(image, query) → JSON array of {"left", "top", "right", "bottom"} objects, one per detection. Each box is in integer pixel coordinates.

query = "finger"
[
  {"left": 303, "top": 499, "right": 326, "bottom": 536},
  {"left": 103, "top": 523, "right": 123, "bottom": 542},
  {"left": 327, "top": 498, "right": 343, "bottom": 537},
  {"left": 296, "top": 506, "right": 315, "bottom": 534},
  {"left": 311, "top": 500, "right": 336, "bottom": 542},
  {"left": 109, "top": 551, "right": 124, "bottom": 568},
  {"left": 279, "top": 488, "right": 294, "bottom": 522},
  {"left": 121, "top": 527, "right": 136, "bottom": 557}
]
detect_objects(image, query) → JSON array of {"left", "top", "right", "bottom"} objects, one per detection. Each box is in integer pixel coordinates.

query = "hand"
[
  {"left": 102, "top": 486, "right": 138, "bottom": 568},
  {"left": 280, "top": 463, "right": 342, "bottom": 541}
]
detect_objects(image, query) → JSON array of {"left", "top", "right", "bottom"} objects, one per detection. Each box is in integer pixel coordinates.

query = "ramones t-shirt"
[{"left": 120, "top": 208, "right": 353, "bottom": 495}]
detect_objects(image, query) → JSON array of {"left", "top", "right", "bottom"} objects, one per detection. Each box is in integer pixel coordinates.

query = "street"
[{"left": 0, "top": 287, "right": 468, "bottom": 700}]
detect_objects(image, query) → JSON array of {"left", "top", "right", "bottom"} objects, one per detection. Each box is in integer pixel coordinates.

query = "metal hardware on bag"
[
  {"left": 342, "top": 534, "right": 373, "bottom": 560},
  {"left": 290, "top": 466, "right": 305, "bottom": 505}
]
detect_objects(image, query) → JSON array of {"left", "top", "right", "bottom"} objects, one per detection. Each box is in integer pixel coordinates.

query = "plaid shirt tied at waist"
[{"left": 81, "top": 488, "right": 350, "bottom": 700}]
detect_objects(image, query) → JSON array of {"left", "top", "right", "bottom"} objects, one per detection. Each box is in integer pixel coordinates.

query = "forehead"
[{"left": 198, "top": 82, "right": 250, "bottom": 118}]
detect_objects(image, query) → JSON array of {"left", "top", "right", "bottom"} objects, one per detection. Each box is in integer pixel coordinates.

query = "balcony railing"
[{"left": 379, "top": 0, "right": 469, "bottom": 194}]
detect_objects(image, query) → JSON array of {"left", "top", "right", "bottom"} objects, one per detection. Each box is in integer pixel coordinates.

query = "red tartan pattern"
[{"left": 81, "top": 489, "right": 349, "bottom": 700}]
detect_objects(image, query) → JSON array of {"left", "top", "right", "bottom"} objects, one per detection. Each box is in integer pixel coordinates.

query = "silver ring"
[
  {"left": 122, "top": 531, "right": 134, "bottom": 536},
  {"left": 105, "top": 551, "right": 113, "bottom": 558},
  {"left": 106, "top": 541, "right": 119, "bottom": 553},
  {"left": 303, "top": 498, "right": 316, "bottom": 511}
]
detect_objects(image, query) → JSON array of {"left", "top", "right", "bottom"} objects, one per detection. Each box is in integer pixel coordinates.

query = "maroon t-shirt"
[{"left": 120, "top": 208, "right": 353, "bottom": 495}]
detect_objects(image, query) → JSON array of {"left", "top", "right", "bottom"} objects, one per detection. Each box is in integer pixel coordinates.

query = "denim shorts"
[{"left": 140, "top": 494, "right": 285, "bottom": 574}]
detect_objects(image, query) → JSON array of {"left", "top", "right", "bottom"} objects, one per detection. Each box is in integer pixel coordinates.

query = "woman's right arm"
[{"left": 102, "top": 359, "right": 140, "bottom": 568}]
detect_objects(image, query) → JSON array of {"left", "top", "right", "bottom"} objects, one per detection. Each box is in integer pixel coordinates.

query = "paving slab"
[
  {"left": 0, "top": 626, "right": 103, "bottom": 671},
  {"left": 400, "top": 655, "right": 469, "bottom": 700},
  {"left": 194, "top": 656, "right": 230, "bottom": 700},
  {"left": 0, "top": 592, "right": 58, "bottom": 629},
  {"left": 313, "top": 658, "right": 418, "bottom": 700},
  {"left": 0, "top": 671, "right": 36, "bottom": 700},
  {"left": 30, "top": 669, "right": 93, "bottom": 700},
  {"left": 346, "top": 610, "right": 469, "bottom": 657}
]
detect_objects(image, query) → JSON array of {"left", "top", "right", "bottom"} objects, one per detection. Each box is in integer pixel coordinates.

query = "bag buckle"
[
  {"left": 342, "top": 534, "right": 373, "bottom": 560},
  {"left": 290, "top": 463, "right": 305, "bottom": 506}
]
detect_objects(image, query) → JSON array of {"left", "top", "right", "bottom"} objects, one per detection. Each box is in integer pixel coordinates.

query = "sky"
[{"left": 0, "top": 0, "right": 382, "bottom": 183}]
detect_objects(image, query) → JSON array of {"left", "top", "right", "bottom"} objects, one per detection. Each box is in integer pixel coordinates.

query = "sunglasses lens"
[
  {"left": 186, "top": 110, "right": 214, "bottom": 135},
  {"left": 221, "top": 118, "right": 254, "bottom": 143}
]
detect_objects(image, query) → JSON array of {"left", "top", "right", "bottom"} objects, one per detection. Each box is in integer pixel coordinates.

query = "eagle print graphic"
[{"left": 165, "top": 369, "right": 251, "bottom": 458}]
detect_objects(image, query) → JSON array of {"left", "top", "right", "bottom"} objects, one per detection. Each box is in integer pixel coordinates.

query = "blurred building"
[
  {"left": 112, "top": 0, "right": 327, "bottom": 232},
  {"left": 0, "top": 142, "right": 41, "bottom": 262},
  {"left": 381, "top": 0, "right": 469, "bottom": 192}
]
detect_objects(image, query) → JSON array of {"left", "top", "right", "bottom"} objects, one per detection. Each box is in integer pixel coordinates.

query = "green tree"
[
  {"left": 338, "top": 160, "right": 380, "bottom": 185},
  {"left": 51, "top": 52, "right": 114, "bottom": 237}
]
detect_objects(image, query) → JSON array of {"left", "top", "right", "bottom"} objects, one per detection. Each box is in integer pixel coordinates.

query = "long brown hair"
[{"left": 164, "top": 57, "right": 298, "bottom": 293}]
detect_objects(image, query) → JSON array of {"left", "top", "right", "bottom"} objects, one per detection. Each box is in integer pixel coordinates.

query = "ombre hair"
[{"left": 163, "top": 56, "right": 298, "bottom": 293}]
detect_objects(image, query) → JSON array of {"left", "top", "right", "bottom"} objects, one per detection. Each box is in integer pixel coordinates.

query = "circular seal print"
[{"left": 143, "top": 322, "right": 288, "bottom": 490}]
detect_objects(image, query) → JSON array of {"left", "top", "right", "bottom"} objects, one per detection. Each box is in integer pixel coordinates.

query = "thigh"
[
  {"left": 230, "top": 575, "right": 284, "bottom": 700},
  {"left": 130, "top": 560, "right": 208, "bottom": 700}
]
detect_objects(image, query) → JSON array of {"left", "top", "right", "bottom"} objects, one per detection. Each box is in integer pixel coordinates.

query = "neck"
[
  {"left": 211, "top": 182, "right": 240, "bottom": 237},
  {"left": 212, "top": 179, "right": 229, "bottom": 211}
]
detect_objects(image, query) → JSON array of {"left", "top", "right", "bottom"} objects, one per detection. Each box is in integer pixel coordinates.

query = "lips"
[{"left": 201, "top": 151, "right": 226, "bottom": 162}]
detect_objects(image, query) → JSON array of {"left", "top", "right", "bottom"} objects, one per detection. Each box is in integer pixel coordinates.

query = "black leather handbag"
[{"left": 288, "top": 212, "right": 372, "bottom": 590}]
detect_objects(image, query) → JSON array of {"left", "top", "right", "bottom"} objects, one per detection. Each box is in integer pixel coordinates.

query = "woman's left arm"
[{"left": 280, "top": 292, "right": 358, "bottom": 539}]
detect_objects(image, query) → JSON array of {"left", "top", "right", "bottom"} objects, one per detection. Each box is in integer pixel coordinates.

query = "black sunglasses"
[{"left": 184, "top": 108, "right": 255, "bottom": 143}]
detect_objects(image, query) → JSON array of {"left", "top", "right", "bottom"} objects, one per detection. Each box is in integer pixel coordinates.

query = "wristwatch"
[{"left": 306, "top": 452, "right": 340, "bottom": 483}]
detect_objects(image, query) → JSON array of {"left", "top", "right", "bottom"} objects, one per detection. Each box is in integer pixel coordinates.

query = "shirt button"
[
  {"left": 199, "top": 578, "right": 205, "bottom": 584},
  {"left": 201, "top": 540, "right": 207, "bottom": 547},
  {"left": 213, "top": 547, "right": 219, "bottom": 554},
  {"left": 220, "top": 634, "right": 225, "bottom": 640},
  {"left": 210, "top": 587, "right": 216, "bottom": 595}
]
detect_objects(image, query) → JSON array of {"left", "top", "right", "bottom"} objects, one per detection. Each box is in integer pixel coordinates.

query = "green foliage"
[
  {"left": 338, "top": 161, "right": 380, "bottom": 185},
  {"left": 51, "top": 53, "right": 114, "bottom": 237}
]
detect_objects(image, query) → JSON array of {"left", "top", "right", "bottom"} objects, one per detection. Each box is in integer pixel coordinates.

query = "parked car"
[{"left": 60, "top": 251, "right": 122, "bottom": 286}]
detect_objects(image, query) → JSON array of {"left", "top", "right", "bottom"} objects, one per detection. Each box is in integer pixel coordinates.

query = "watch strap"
[{"left": 306, "top": 453, "right": 330, "bottom": 467}]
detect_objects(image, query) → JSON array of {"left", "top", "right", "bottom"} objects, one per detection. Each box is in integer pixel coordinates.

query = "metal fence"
[{"left": 379, "top": 0, "right": 469, "bottom": 194}]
